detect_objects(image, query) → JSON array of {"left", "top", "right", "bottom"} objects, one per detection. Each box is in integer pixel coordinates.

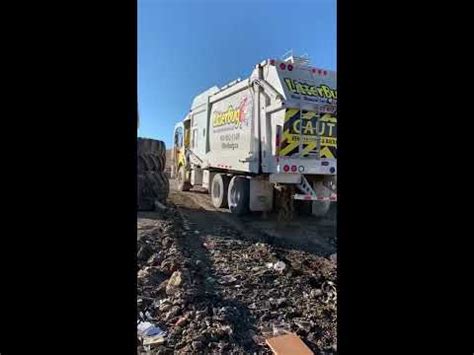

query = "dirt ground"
[
  {"left": 168, "top": 179, "right": 336, "bottom": 257},
  {"left": 137, "top": 180, "right": 337, "bottom": 354}
]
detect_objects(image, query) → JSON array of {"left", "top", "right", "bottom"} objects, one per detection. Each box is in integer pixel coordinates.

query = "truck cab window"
[{"left": 175, "top": 127, "right": 183, "bottom": 147}]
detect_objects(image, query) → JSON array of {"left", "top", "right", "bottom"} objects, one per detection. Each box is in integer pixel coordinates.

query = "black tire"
[
  {"left": 137, "top": 138, "right": 165, "bottom": 157},
  {"left": 211, "top": 173, "right": 230, "bottom": 208},
  {"left": 148, "top": 171, "right": 169, "bottom": 202},
  {"left": 137, "top": 138, "right": 166, "bottom": 173},
  {"left": 312, "top": 200, "right": 331, "bottom": 217},
  {"left": 137, "top": 174, "right": 154, "bottom": 210},
  {"left": 227, "top": 176, "right": 250, "bottom": 215},
  {"left": 137, "top": 171, "right": 169, "bottom": 211},
  {"left": 177, "top": 166, "right": 191, "bottom": 191},
  {"left": 158, "top": 154, "right": 165, "bottom": 172},
  {"left": 311, "top": 180, "right": 331, "bottom": 217},
  {"left": 138, "top": 154, "right": 162, "bottom": 173},
  {"left": 326, "top": 201, "right": 337, "bottom": 221}
]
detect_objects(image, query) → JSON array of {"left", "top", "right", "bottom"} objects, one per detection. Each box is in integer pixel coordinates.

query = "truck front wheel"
[
  {"left": 177, "top": 166, "right": 190, "bottom": 191},
  {"left": 228, "top": 176, "right": 250, "bottom": 215},
  {"left": 211, "top": 173, "right": 230, "bottom": 208}
]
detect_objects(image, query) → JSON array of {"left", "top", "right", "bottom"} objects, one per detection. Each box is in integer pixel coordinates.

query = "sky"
[{"left": 138, "top": 0, "right": 336, "bottom": 148}]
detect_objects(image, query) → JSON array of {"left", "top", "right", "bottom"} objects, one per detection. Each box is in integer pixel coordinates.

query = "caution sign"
[{"left": 279, "top": 109, "right": 337, "bottom": 158}]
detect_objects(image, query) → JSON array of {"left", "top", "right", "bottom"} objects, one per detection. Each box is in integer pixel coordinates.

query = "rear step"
[
  {"left": 293, "top": 193, "right": 337, "bottom": 201},
  {"left": 294, "top": 175, "right": 337, "bottom": 201}
]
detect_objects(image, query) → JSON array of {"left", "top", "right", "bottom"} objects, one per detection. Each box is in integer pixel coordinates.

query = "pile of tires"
[{"left": 137, "top": 138, "right": 169, "bottom": 210}]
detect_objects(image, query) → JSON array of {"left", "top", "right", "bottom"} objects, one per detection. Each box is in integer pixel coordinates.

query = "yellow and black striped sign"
[{"left": 279, "top": 109, "right": 337, "bottom": 158}]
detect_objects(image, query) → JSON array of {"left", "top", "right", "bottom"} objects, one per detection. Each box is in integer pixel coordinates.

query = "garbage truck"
[{"left": 171, "top": 54, "right": 336, "bottom": 218}]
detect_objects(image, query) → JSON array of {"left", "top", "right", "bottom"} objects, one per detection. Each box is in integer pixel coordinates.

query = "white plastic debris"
[
  {"left": 220, "top": 275, "right": 237, "bottom": 284},
  {"left": 272, "top": 322, "right": 291, "bottom": 336},
  {"left": 137, "top": 268, "right": 149, "bottom": 279},
  {"left": 143, "top": 333, "right": 166, "bottom": 346},
  {"left": 145, "top": 310, "right": 154, "bottom": 320},
  {"left": 137, "top": 321, "right": 165, "bottom": 337},
  {"left": 273, "top": 261, "right": 286, "bottom": 272}
]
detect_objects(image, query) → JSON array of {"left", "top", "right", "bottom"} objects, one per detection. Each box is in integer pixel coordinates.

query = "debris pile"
[{"left": 137, "top": 205, "right": 337, "bottom": 354}]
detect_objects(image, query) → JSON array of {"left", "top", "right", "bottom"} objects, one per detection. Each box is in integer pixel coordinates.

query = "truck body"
[{"left": 171, "top": 54, "right": 337, "bottom": 217}]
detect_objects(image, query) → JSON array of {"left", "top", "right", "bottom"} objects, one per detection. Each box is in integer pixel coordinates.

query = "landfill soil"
[{"left": 137, "top": 184, "right": 337, "bottom": 354}]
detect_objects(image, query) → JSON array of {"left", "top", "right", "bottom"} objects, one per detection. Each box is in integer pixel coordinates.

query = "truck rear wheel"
[
  {"left": 211, "top": 173, "right": 230, "bottom": 208},
  {"left": 177, "top": 166, "right": 191, "bottom": 191},
  {"left": 228, "top": 176, "right": 250, "bottom": 215},
  {"left": 312, "top": 180, "right": 331, "bottom": 217},
  {"left": 312, "top": 200, "right": 331, "bottom": 217},
  {"left": 295, "top": 200, "right": 312, "bottom": 216}
]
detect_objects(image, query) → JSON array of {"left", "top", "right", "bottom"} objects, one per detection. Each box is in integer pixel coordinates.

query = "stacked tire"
[{"left": 137, "top": 138, "right": 169, "bottom": 210}]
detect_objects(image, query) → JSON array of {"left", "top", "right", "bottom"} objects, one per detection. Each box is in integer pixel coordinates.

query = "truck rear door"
[{"left": 279, "top": 109, "right": 337, "bottom": 159}]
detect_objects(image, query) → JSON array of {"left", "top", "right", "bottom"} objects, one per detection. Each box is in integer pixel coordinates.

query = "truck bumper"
[
  {"left": 269, "top": 173, "right": 302, "bottom": 184},
  {"left": 293, "top": 193, "right": 337, "bottom": 201},
  {"left": 275, "top": 157, "right": 336, "bottom": 175}
]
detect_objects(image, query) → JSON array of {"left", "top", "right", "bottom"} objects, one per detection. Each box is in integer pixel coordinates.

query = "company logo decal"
[
  {"left": 284, "top": 78, "right": 337, "bottom": 100},
  {"left": 212, "top": 97, "right": 248, "bottom": 128}
]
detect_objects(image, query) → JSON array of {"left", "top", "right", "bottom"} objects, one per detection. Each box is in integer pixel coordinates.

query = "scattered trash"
[
  {"left": 203, "top": 241, "right": 216, "bottom": 250},
  {"left": 275, "top": 297, "right": 287, "bottom": 306},
  {"left": 266, "top": 333, "right": 314, "bottom": 355},
  {"left": 142, "top": 333, "right": 166, "bottom": 347},
  {"left": 321, "top": 280, "right": 337, "bottom": 304},
  {"left": 137, "top": 202, "right": 336, "bottom": 354},
  {"left": 145, "top": 310, "right": 154, "bottom": 321},
  {"left": 166, "top": 271, "right": 183, "bottom": 295},
  {"left": 252, "top": 334, "right": 266, "bottom": 346},
  {"left": 273, "top": 261, "right": 286, "bottom": 272},
  {"left": 137, "top": 244, "right": 153, "bottom": 264},
  {"left": 137, "top": 321, "right": 165, "bottom": 337},
  {"left": 220, "top": 275, "right": 237, "bottom": 284},
  {"left": 294, "top": 319, "right": 312, "bottom": 332},
  {"left": 137, "top": 268, "right": 149, "bottom": 279},
  {"left": 175, "top": 314, "right": 190, "bottom": 327},
  {"left": 272, "top": 322, "right": 291, "bottom": 336}
]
